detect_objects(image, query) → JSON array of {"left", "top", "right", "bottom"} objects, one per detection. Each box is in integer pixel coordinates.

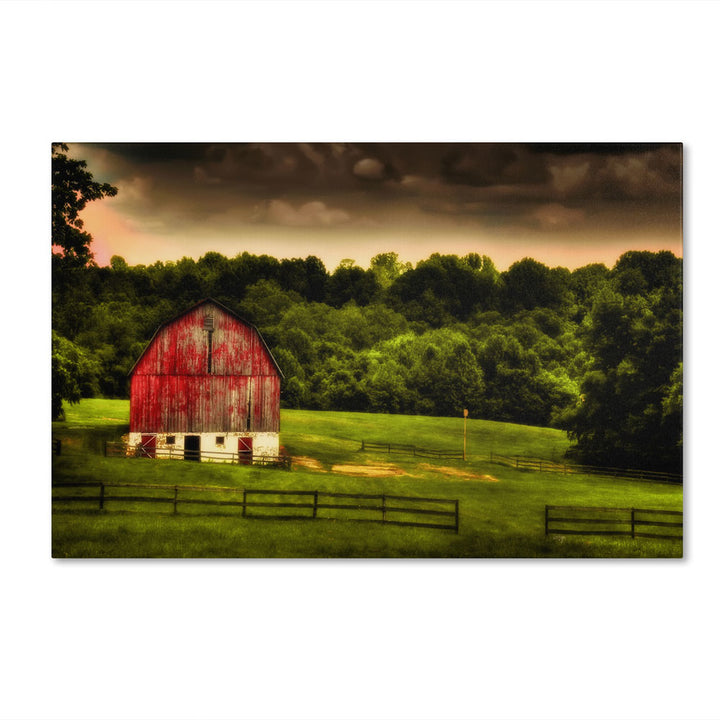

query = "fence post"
[
  {"left": 104, "top": 441, "right": 108, "bottom": 457},
  {"left": 382, "top": 495, "right": 386, "bottom": 524},
  {"left": 516, "top": 458, "right": 519, "bottom": 469},
  {"left": 242, "top": 490, "right": 247, "bottom": 518},
  {"left": 313, "top": 491, "right": 318, "bottom": 519},
  {"left": 173, "top": 486, "right": 178, "bottom": 515},
  {"left": 99, "top": 483, "right": 105, "bottom": 510},
  {"left": 361, "top": 440, "right": 365, "bottom": 451},
  {"left": 545, "top": 505, "right": 549, "bottom": 536},
  {"left": 454, "top": 500, "right": 459, "bottom": 534},
  {"left": 631, "top": 508, "right": 635, "bottom": 539}
]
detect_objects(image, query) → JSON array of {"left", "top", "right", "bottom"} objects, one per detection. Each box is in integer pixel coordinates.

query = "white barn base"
[{"left": 127, "top": 431, "right": 280, "bottom": 463}]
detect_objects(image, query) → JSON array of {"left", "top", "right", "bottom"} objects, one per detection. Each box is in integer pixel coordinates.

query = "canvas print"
[{"left": 51, "top": 142, "right": 683, "bottom": 558}]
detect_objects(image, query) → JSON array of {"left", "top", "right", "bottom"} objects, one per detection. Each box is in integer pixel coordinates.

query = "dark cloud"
[
  {"left": 440, "top": 144, "right": 548, "bottom": 187},
  {"left": 525, "top": 142, "right": 676, "bottom": 156},
  {"left": 93, "top": 142, "right": 211, "bottom": 163},
  {"left": 75, "top": 142, "right": 682, "bottom": 238}
]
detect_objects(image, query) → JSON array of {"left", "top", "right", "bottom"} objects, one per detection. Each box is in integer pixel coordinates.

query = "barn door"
[
  {"left": 238, "top": 437, "right": 253, "bottom": 465},
  {"left": 184, "top": 435, "right": 201, "bottom": 462},
  {"left": 139, "top": 434, "right": 156, "bottom": 458}
]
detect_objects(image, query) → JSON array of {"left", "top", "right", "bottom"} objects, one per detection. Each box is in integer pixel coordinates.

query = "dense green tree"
[
  {"left": 388, "top": 254, "right": 499, "bottom": 325},
  {"left": 52, "top": 331, "right": 101, "bottom": 420},
  {"left": 370, "top": 252, "right": 412, "bottom": 290},
  {"left": 364, "top": 330, "right": 485, "bottom": 417},
  {"left": 559, "top": 253, "right": 683, "bottom": 471},
  {"left": 500, "top": 258, "right": 572, "bottom": 313},
  {"left": 238, "top": 280, "right": 303, "bottom": 328},
  {"left": 326, "top": 262, "right": 381, "bottom": 307},
  {"left": 569, "top": 263, "right": 611, "bottom": 318}
]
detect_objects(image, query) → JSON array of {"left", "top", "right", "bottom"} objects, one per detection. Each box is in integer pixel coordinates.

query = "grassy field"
[{"left": 52, "top": 399, "right": 683, "bottom": 558}]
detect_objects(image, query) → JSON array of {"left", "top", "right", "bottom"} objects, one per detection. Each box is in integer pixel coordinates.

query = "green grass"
[
  {"left": 52, "top": 398, "right": 131, "bottom": 455},
  {"left": 52, "top": 399, "right": 683, "bottom": 558}
]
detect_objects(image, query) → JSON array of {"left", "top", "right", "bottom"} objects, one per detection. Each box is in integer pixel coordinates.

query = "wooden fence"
[
  {"left": 490, "top": 453, "right": 682, "bottom": 484},
  {"left": 103, "top": 441, "right": 291, "bottom": 469},
  {"left": 357, "top": 443, "right": 682, "bottom": 483},
  {"left": 545, "top": 505, "right": 683, "bottom": 541},
  {"left": 52, "top": 481, "right": 459, "bottom": 533},
  {"left": 360, "top": 440, "right": 464, "bottom": 460}
]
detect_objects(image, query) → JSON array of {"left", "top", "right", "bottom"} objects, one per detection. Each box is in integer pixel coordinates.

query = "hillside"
[{"left": 52, "top": 400, "right": 682, "bottom": 558}]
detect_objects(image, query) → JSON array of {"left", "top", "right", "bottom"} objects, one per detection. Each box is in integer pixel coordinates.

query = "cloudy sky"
[{"left": 66, "top": 142, "right": 683, "bottom": 272}]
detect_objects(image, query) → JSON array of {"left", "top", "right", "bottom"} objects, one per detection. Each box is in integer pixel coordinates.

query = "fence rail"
[
  {"left": 103, "top": 442, "right": 291, "bottom": 469},
  {"left": 545, "top": 504, "right": 682, "bottom": 541},
  {"left": 360, "top": 440, "right": 464, "bottom": 460},
  {"left": 357, "top": 442, "right": 681, "bottom": 483},
  {"left": 491, "top": 453, "right": 682, "bottom": 484},
  {"left": 52, "top": 481, "right": 459, "bottom": 533}
]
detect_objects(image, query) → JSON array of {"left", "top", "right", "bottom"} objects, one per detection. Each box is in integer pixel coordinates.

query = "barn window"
[
  {"left": 166, "top": 436, "right": 176, "bottom": 445},
  {"left": 215, "top": 436, "right": 224, "bottom": 445}
]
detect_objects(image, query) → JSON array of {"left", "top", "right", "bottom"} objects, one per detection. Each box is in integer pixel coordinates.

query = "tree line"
[
  {"left": 52, "top": 248, "right": 683, "bottom": 472},
  {"left": 51, "top": 144, "right": 683, "bottom": 472}
]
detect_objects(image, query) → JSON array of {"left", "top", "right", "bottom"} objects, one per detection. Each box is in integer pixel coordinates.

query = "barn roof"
[{"left": 128, "top": 298, "right": 284, "bottom": 378}]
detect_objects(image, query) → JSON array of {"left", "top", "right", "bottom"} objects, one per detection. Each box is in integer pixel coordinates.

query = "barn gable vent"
[{"left": 203, "top": 312, "right": 215, "bottom": 373}]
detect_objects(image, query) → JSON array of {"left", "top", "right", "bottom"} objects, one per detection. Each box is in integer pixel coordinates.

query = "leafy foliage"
[
  {"left": 52, "top": 331, "right": 102, "bottom": 420},
  {"left": 51, "top": 143, "right": 118, "bottom": 267},
  {"left": 557, "top": 252, "right": 683, "bottom": 471}
]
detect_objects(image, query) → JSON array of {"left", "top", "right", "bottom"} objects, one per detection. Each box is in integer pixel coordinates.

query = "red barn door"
[
  {"left": 139, "top": 435, "right": 156, "bottom": 458},
  {"left": 238, "top": 437, "right": 253, "bottom": 465}
]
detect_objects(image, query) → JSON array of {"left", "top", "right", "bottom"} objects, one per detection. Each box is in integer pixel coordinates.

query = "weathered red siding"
[{"left": 130, "top": 300, "right": 281, "bottom": 433}]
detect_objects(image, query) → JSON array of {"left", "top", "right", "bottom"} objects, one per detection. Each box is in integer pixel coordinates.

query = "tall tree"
[
  {"left": 52, "top": 143, "right": 118, "bottom": 267},
  {"left": 558, "top": 252, "right": 683, "bottom": 472}
]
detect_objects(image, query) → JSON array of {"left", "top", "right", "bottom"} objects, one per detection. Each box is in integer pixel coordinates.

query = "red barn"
[{"left": 128, "top": 298, "right": 283, "bottom": 462}]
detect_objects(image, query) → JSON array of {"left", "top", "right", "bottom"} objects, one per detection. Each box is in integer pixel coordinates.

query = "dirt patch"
[
  {"left": 418, "top": 463, "right": 499, "bottom": 482},
  {"left": 331, "top": 463, "right": 405, "bottom": 477},
  {"left": 292, "top": 456, "right": 326, "bottom": 472}
]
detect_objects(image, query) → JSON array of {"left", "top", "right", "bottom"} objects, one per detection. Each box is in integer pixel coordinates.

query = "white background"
[{"left": 1, "top": 2, "right": 717, "bottom": 719}]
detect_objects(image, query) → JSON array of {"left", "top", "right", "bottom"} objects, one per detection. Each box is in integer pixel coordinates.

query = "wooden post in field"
[{"left": 463, "top": 409, "right": 468, "bottom": 461}]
